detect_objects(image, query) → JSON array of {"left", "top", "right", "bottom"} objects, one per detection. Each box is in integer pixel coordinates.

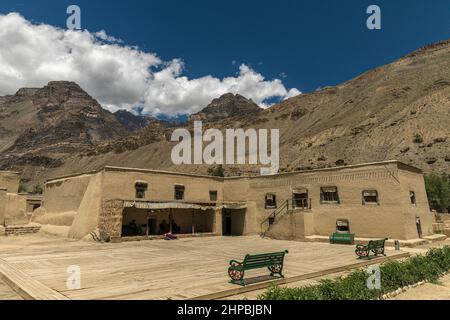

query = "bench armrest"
[
  {"left": 229, "top": 260, "right": 243, "bottom": 267},
  {"left": 356, "top": 244, "right": 368, "bottom": 249}
]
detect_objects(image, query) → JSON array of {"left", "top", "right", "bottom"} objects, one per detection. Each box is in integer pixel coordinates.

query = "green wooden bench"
[
  {"left": 228, "top": 250, "right": 288, "bottom": 286},
  {"left": 329, "top": 233, "right": 355, "bottom": 245},
  {"left": 355, "top": 238, "right": 388, "bottom": 259}
]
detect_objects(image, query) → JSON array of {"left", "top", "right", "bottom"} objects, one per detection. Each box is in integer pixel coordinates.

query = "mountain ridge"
[{"left": 1, "top": 39, "right": 449, "bottom": 186}]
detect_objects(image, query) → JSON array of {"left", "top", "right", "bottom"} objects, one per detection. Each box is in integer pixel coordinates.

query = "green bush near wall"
[
  {"left": 425, "top": 173, "right": 450, "bottom": 213},
  {"left": 258, "top": 246, "right": 450, "bottom": 300}
]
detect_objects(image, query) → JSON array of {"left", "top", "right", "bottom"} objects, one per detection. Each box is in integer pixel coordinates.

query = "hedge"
[{"left": 258, "top": 246, "right": 450, "bottom": 300}]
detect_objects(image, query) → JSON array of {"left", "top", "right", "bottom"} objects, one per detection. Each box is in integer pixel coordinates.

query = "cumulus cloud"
[
  {"left": 144, "top": 61, "right": 301, "bottom": 114},
  {"left": 94, "top": 30, "right": 124, "bottom": 44},
  {"left": 0, "top": 13, "right": 301, "bottom": 116}
]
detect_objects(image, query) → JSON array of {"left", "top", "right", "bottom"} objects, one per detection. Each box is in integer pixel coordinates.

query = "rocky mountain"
[
  {"left": 113, "top": 110, "right": 157, "bottom": 132},
  {"left": 189, "top": 93, "right": 262, "bottom": 122},
  {"left": 1, "top": 39, "right": 450, "bottom": 186},
  {"left": 0, "top": 81, "right": 131, "bottom": 178}
]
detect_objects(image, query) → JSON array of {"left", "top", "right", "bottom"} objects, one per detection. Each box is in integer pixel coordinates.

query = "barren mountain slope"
[
  {"left": 0, "top": 81, "right": 132, "bottom": 181},
  {"left": 189, "top": 93, "right": 262, "bottom": 122},
  {"left": 258, "top": 40, "right": 450, "bottom": 173},
  {"left": 1, "top": 40, "right": 449, "bottom": 186}
]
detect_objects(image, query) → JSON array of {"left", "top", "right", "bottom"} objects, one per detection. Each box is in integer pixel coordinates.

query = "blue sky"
[{"left": 0, "top": 0, "right": 449, "bottom": 115}]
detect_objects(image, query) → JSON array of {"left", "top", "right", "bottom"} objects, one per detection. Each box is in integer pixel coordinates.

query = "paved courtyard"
[{"left": 0, "top": 234, "right": 405, "bottom": 300}]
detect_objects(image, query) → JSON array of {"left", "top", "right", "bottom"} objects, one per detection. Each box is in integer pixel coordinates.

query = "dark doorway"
[
  {"left": 223, "top": 215, "right": 232, "bottom": 236},
  {"left": 416, "top": 217, "right": 423, "bottom": 239},
  {"left": 222, "top": 209, "right": 245, "bottom": 236},
  {"left": 148, "top": 218, "right": 157, "bottom": 235}
]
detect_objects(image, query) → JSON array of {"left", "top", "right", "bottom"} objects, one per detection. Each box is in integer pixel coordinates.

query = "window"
[
  {"left": 209, "top": 191, "right": 218, "bottom": 201},
  {"left": 362, "top": 190, "right": 379, "bottom": 205},
  {"left": 135, "top": 182, "right": 148, "bottom": 199},
  {"left": 265, "top": 194, "right": 277, "bottom": 209},
  {"left": 26, "top": 201, "right": 41, "bottom": 213},
  {"left": 336, "top": 219, "right": 350, "bottom": 233},
  {"left": 410, "top": 191, "right": 416, "bottom": 205},
  {"left": 293, "top": 190, "right": 309, "bottom": 209},
  {"left": 175, "top": 185, "right": 185, "bottom": 200},
  {"left": 320, "top": 187, "right": 340, "bottom": 204}
]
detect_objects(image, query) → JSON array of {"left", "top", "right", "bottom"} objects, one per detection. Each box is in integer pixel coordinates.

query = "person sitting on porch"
[
  {"left": 159, "top": 220, "right": 170, "bottom": 234},
  {"left": 171, "top": 220, "right": 181, "bottom": 234},
  {"left": 122, "top": 220, "right": 141, "bottom": 236}
]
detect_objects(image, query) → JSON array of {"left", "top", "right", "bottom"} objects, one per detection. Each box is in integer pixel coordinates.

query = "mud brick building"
[{"left": 32, "top": 160, "right": 436, "bottom": 242}]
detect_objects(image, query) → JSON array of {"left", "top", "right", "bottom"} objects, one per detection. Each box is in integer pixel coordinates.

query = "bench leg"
[
  {"left": 371, "top": 249, "right": 387, "bottom": 257},
  {"left": 268, "top": 265, "right": 284, "bottom": 278},
  {"left": 238, "top": 279, "right": 246, "bottom": 286},
  {"left": 229, "top": 278, "right": 246, "bottom": 286},
  {"left": 356, "top": 248, "right": 371, "bottom": 260},
  {"left": 228, "top": 268, "right": 245, "bottom": 286}
]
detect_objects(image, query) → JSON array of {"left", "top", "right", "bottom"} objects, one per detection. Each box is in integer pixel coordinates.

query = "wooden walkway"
[
  {"left": 0, "top": 259, "right": 68, "bottom": 300},
  {"left": 0, "top": 278, "right": 22, "bottom": 300},
  {"left": 0, "top": 235, "right": 407, "bottom": 300}
]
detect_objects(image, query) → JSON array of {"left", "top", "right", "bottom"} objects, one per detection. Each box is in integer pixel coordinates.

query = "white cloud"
[
  {"left": 94, "top": 30, "right": 124, "bottom": 44},
  {"left": 0, "top": 13, "right": 301, "bottom": 116}
]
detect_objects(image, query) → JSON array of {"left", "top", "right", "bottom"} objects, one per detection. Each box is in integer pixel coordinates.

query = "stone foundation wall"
[
  {"left": 98, "top": 200, "right": 124, "bottom": 242},
  {"left": 5, "top": 224, "right": 41, "bottom": 236}
]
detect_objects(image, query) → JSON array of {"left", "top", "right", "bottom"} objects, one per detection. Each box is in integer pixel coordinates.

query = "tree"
[
  {"left": 18, "top": 181, "right": 28, "bottom": 193},
  {"left": 207, "top": 165, "right": 225, "bottom": 177},
  {"left": 32, "top": 184, "right": 44, "bottom": 195},
  {"left": 424, "top": 173, "right": 450, "bottom": 213}
]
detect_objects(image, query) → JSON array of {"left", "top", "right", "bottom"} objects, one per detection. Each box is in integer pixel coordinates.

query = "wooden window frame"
[
  {"left": 362, "top": 190, "right": 379, "bottom": 205},
  {"left": 174, "top": 185, "right": 185, "bottom": 201},
  {"left": 265, "top": 193, "right": 277, "bottom": 209},
  {"left": 320, "top": 186, "right": 340, "bottom": 204}
]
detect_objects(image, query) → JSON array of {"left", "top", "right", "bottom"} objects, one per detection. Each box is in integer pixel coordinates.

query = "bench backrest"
[
  {"left": 243, "top": 251, "right": 288, "bottom": 269},
  {"left": 368, "top": 238, "right": 387, "bottom": 249}
]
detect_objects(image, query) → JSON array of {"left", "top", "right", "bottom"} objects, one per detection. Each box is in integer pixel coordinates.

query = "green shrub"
[
  {"left": 425, "top": 173, "right": 450, "bottom": 213},
  {"left": 32, "top": 184, "right": 43, "bottom": 194},
  {"left": 207, "top": 165, "right": 225, "bottom": 177},
  {"left": 18, "top": 181, "right": 28, "bottom": 193},
  {"left": 413, "top": 133, "right": 424, "bottom": 143},
  {"left": 258, "top": 246, "right": 450, "bottom": 300}
]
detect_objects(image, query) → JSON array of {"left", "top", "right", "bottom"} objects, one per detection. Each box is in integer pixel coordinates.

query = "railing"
[
  {"left": 292, "top": 198, "right": 312, "bottom": 210},
  {"left": 260, "top": 200, "right": 290, "bottom": 235},
  {"left": 260, "top": 198, "right": 312, "bottom": 236}
]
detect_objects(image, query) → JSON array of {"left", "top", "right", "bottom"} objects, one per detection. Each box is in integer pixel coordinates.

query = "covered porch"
[{"left": 100, "top": 200, "right": 247, "bottom": 241}]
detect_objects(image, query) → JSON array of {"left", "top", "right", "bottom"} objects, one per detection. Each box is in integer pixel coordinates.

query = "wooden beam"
[
  {"left": 192, "top": 209, "right": 195, "bottom": 234},
  {"left": 169, "top": 208, "right": 173, "bottom": 234}
]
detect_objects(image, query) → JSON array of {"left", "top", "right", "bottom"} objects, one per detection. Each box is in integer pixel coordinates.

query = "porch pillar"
[
  {"left": 191, "top": 209, "right": 195, "bottom": 234},
  {"left": 0, "top": 188, "right": 6, "bottom": 228},
  {"left": 213, "top": 208, "right": 222, "bottom": 235},
  {"left": 169, "top": 208, "right": 173, "bottom": 234},
  {"left": 146, "top": 211, "right": 150, "bottom": 238}
]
